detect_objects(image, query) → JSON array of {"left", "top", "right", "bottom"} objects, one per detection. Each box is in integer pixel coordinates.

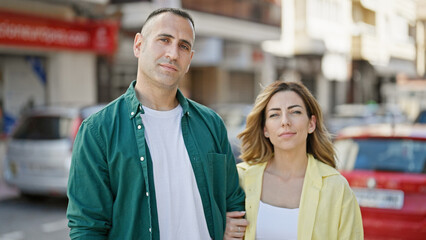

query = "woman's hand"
[{"left": 224, "top": 211, "right": 249, "bottom": 240}]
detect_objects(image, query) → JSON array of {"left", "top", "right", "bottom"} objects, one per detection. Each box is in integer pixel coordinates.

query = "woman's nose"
[{"left": 281, "top": 114, "right": 290, "bottom": 126}]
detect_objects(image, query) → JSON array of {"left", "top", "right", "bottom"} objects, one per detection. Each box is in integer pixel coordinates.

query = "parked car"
[
  {"left": 334, "top": 123, "right": 426, "bottom": 240},
  {"left": 326, "top": 103, "right": 408, "bottom": 136},
  {"left": 210, "top": 104, "right": 252, "bottom": 163},
  {"left": 2, "top": 104, "right": 105, "bottom": 197},
  {"left": 415, "top": 109, "right": 426, "bottom": 124}
]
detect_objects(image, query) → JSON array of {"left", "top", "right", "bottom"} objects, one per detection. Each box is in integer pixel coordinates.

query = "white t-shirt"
[
  {"left": 256, "top": 200, "right": 299, "bottom": 240},
  {"left": 141, "top": 105, "right": 210, "bottom": 240}
]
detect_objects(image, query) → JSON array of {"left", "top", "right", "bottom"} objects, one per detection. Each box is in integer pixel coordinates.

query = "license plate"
[
  {"left": 9, "top": 162, "right": 18, "bottom": 176},
  {"left": 352, "top": 188, "right": 404, "bottom": 209}
]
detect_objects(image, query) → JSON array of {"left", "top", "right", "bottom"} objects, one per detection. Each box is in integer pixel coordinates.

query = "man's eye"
[
  {"left": 160, "top": 38, "right": 169, "bottom": 43},
  {"left": 180, "top": 44, "right": 190, "bottom": 51}
]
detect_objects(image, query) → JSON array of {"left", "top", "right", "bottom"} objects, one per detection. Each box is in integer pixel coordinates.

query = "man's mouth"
[{"left": 159, "top": 63, "right": 178, "bottom": 72}]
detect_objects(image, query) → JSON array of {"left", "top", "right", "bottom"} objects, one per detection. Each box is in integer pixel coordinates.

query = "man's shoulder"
[
  {"left": 83, "top": 95, "right": 127, "bottom": 126},
  {"left": 187, "top": 99, "right": 222, "bottom": 121},
  {"left": 187, "top": 99, "right": 215, "bottom": 113}
]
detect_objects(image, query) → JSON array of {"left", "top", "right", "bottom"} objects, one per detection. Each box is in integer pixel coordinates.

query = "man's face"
[{"left": 133, "top": 12, "right": 194, "bottom": 90}]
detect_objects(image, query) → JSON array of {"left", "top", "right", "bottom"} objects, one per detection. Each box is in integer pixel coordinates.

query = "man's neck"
[{"left": 135, "top": 81, "right": 179, "bottom": 111}]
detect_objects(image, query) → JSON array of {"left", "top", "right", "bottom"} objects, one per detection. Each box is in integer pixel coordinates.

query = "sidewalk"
[{"left": 0, "top": 139, "right": 19, "bottom": 200}]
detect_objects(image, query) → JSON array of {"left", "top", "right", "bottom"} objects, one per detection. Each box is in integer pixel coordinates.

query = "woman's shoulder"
[
  {"left": 237, "top": 161, "right": 267, "bottom": 175},
  {"left": 237, "top": 161, "right": 250, "bottom": 170},
  {"left": 308, "top": 155, "right": 350, "bottom": 188},
  {"left": 320, "top": 167, "right": 352, "bottom": 194}
]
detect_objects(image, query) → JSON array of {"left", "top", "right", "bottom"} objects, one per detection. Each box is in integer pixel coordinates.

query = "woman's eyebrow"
[{"left": 288, "top": 105, "right": 302, "bottom": 110}]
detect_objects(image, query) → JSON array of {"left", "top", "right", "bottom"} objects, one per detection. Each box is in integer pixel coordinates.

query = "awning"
[{"left": 373, "top": 58, "right": 417, "bottom": 77}]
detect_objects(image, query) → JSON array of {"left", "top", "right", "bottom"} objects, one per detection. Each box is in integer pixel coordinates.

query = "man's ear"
[
  {"left": 133, "top": 33, "right": 142, "bottom": 58},
  {"left": 185, "top": 51, "right": 194, "bottom": 73}
]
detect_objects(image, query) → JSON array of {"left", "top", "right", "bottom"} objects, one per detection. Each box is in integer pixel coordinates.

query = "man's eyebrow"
[{"left": 157, "top": 33, "right": 192, "bottom": 49}]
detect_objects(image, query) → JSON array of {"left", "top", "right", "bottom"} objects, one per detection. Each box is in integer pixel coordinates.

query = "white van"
[{"left": 3, "top": 104, "right": 105, "bottom": 197}]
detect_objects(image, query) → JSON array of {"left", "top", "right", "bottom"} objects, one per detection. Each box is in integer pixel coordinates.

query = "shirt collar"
[
  {"left": 306, "top": 154, "right": 339, "bottom": 188},
  {"left": 125, "top": 80, "right": 190, "bottom": 119}
]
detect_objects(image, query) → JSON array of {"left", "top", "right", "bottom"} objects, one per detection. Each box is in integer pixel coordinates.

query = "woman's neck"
[{"left": 267, "top": 148, "right": 308, "bottom": 180}]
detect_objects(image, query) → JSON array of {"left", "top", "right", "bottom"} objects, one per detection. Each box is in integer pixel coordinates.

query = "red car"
[{"left": 334, "top": 123, "right": 426, "bottom": 240}]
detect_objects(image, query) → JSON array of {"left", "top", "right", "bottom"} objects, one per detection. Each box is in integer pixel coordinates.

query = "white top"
[
  {"left": 256, "top": 200, "right": 299, "bottom": 240},
  {"left": 141, "top": 105, "right": 210, "bottom": 240}
]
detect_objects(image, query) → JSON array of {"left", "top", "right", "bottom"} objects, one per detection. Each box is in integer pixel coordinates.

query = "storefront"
[{"left": 0, "top": 9, "right": 118, "bottom": 135}]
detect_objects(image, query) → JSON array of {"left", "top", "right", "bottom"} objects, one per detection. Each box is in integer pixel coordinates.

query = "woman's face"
[{"left": 263, "top": 90, "right": 316, "bottom": 153}]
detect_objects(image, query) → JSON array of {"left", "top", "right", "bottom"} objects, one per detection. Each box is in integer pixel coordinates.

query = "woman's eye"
[
  {"left": 160, "top": 38, "right": 169, "bottom": 43},
  {"left": 269, "top": 113, "right": 278, "bottom": 118}
]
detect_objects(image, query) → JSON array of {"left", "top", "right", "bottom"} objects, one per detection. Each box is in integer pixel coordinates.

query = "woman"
[{"left": 225, "top": 81, "right": 363, "bottom": 240}]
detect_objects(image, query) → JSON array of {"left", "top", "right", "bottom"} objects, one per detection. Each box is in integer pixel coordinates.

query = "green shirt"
[{"left": 67, "top": 80, "right": 245, "bottom": 239}]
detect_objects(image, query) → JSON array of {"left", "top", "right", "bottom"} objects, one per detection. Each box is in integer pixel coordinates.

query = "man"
[{"left": 67, "top": 8, "right": 245, "bottom": 240}]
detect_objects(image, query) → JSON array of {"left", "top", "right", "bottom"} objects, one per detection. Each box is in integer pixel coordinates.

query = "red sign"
[{"left": 0, "top": 10, "right": 118, "bottom": 55}]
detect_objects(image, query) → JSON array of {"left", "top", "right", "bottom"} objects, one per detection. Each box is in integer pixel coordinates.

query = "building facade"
[
  {"left": 0, "top": 0, "right": 423, "bottom": 135},
  {"left": 0, "top": 0, "right": 118, "bottom": 135},
  {"left": 262, "top": 0, "right": 419, "bottom": 115},
  {"left": 104, "top": 0, "right": 281, "bottom": 107}
]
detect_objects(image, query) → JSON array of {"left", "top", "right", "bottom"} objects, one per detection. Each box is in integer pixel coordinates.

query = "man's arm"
[
  {"left": 220, "top": 122, "right": 245, "bottom": 212},
  {"left": 67, "top": 121, "right": 113, "bottom": 239}
]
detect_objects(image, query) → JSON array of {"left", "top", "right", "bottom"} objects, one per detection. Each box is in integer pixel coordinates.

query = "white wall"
[
  {"left": 47, "top": 52, "right": 97, "bottom": 107},
  {"left": 2, "top": 56, "right": 46, "bottom": 118}
]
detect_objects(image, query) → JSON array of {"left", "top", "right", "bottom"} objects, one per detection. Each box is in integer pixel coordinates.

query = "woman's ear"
[
  {"left": 308, "top": 115, "right": 316, "bottom": 134},
  {"left": 264, "top": 127, "right": 269, "bottom": 138}
]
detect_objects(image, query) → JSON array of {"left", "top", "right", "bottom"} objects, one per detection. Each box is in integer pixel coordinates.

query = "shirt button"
[
  {"left": 146, "top": 192, "right": 149, "bottom": 197},
  {"left": 140, "top": 157, "right": 144, "bottom": 161},
  {"left": 131, "top": 112, "right": 135, "bottom": 116},
  {"left": 149, "top": 228, "right": 152, "bottom": 232},
  {"left": 138, "top": 125, "right": 141, "bottom": 129}
]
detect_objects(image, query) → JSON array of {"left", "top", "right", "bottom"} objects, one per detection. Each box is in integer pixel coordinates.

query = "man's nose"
[{"left": 165, "top": 44, "right": 179, "bottom": 60}]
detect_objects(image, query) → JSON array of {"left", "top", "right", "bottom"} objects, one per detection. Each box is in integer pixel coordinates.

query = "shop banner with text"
[{"left": 0, "top": 10, "right": 118, "bottom": 54}]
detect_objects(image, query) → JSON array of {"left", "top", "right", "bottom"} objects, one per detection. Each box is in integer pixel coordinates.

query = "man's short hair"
[{"left": 142, "top": 8, "right": 195, "bottom": 32}]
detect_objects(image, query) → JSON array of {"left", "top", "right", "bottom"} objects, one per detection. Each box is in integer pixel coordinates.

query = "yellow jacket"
[{"left": 237, "top": 154, "right": 363, "bottom": 240}]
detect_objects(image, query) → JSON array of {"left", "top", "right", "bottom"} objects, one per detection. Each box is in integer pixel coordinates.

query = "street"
[
  {"left": 0, "top": 196, "right": 69, "bottom": 240},
  {"left": 0, "top": 140, "right": 70, "bottom": 240}
]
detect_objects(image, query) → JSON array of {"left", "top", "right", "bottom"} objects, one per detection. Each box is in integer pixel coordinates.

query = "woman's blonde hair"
[{"left": 238, "top": 81, "right": 336, "bottom": 168}]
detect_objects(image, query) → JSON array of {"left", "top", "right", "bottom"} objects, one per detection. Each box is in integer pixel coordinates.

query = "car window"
[
  {"left": 337, "top": 138, "right": 426, "bottom": 173},
  {"left": 415, "top": 110, "right": 426, "bottom": 124},
  {"left": 12, "top": 116, "right": 73, "bottom": 140}
]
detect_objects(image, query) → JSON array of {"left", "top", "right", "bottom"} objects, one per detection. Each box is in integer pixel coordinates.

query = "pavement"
[{"left": 0, "top": 139, "right": 19, "bottom": 200}]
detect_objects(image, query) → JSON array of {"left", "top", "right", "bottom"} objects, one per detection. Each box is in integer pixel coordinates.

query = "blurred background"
[{"left": 0, "top": 0, "right": 425, "bottom": 239}]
